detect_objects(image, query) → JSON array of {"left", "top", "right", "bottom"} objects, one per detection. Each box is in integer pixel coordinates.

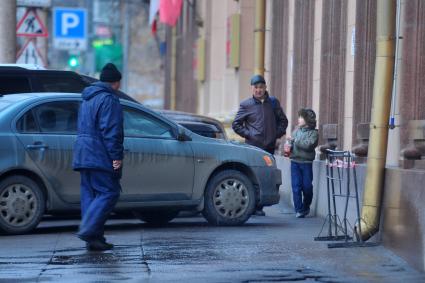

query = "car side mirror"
[{"left": 177, "top": 127, "right": 192, "bottom": 141}]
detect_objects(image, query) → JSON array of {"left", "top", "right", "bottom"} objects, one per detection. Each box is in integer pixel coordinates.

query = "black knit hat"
[
  {"left": 100, "top": 63, "right": 122, "bottom": 82},
  {"left": 298, "top": 108, "right": 317, "bottom": 128}
]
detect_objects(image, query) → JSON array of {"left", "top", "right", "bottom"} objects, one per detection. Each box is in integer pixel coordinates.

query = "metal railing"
[{"left": 314, "top": 150, "right": 378, "bottom": 248}]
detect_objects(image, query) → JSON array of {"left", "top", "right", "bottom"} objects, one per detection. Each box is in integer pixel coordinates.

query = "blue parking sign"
[{"left": 53, "top": 8, "right": 87, "bottom": 50}]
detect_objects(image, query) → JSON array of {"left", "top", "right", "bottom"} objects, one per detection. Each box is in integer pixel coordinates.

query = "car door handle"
[
  {"left": 124, "top": 149, "right": 130, "bottom": 153},
  {"left": 26, "top": 143, "right": 49, "bottom": 150}
]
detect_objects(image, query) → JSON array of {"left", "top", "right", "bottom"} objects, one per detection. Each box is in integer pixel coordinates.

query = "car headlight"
[{"left": 263, "top": 155, "right": 274, "bottom": 167}]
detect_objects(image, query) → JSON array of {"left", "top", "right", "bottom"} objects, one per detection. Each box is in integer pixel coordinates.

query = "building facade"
[
  {"left": 163, "top": 0, "right": 425, "bottom": 271},
  {"left": 165, "top": 0, "right": 425, "bottom": 169}
]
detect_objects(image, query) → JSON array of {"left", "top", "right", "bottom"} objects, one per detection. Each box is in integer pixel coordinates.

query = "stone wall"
[{"left": 381, "top": 167, "right": 425, "bottom": 272}]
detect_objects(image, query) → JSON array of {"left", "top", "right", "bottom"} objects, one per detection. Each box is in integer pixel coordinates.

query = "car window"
[
  {"left": 16, "top": 110, "right": 38, "bottom": 132},
  {"left": 0, "top": 77, "right": 31, "bottom": 94},
  {"left": 35, "top": 76, "right": 86, "bottom": 93},
  {"left": 123, "top": 107, "right": 173, "bottom": 138},
  {"left": 17, "top": 101, "right": 80, "bottom": 134}
]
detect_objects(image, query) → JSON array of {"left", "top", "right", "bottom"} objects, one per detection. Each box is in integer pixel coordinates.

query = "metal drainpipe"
[
  {"left": 170, "top": 26, "right": 177, "bottom": 110},
  {"left": 254, "top": 0, "right": 266, "bottom": 76},
  {"left": 356, "top": 0, "right": 397, "bottom": 241}
]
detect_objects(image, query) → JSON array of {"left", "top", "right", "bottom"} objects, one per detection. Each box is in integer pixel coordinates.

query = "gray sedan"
[{"left": 0, "top": 93, "right": 281, "bottom": 234}]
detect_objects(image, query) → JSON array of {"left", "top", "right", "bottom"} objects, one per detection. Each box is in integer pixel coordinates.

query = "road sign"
[
  {"left": 53, "top": 8, "right": 87, "bottom": 51},
  {"left": 16, "top": 39, "right": 46, "bottom": 67},
  {"left": 16, "top": 8, "right": 48, "bottom": 37},
  {"left": 17, "top": 0, "right": 51, "bottom": 7}
]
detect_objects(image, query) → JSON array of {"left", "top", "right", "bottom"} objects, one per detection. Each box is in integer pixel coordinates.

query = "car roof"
[
  {"left": 5, "top": 92, "right": 74, "bottom": 97},
  {"left": 0, "top": 93, "right": 182, "bottom": 134},
  {"left": 0, "top": 64, "right": 46, "bottom": 70},
  {"left": 0, "top": 92, "right": 163, "bottom": 118},
  {"left": 178, "top": 121, "right": 220, "bottom": 132},
  {"left": 0, "top": 92, "right": 79, "bottom": 103},
  {"left": 80, "top": 75, "right": 139, "bottom": 103},
  {"left": 0, "top": 93, "right": 35, "bottom": 108},
  {"left": 159, "top": 110, "right": 224, "bottom": 126}
]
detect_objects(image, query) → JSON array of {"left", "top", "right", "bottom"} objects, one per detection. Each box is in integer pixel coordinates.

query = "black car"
[
  {"left": 0, "top": 64, "right": 136, "bottom": 102},
  {"left": 158, "top": 110, "right": 227, "bottom": 140},
  {"left": 0, "top": 65, "right": 226, "bottom": 139}
]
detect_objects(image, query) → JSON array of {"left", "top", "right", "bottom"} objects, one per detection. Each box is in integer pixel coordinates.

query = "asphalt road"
[{"left": 0, "top": 202, "right": 424, "bottom": 283}]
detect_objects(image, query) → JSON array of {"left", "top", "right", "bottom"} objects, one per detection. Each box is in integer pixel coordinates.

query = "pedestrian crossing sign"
[{"left": 16, "top": 8, "right": 48, "bottom": 37}]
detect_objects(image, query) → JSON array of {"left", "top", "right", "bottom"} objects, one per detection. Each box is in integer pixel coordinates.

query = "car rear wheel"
[
  {"left": 202, "top": 170, "right": 256, "bottom": 226},
  {"left": 134, "top": 210, "right": 179, "bottom": 226},
  {"left": 0, "top": 176, "right": 45, "bottom": 234}
]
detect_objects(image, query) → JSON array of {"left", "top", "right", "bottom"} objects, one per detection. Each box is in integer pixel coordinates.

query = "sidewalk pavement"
[{"left": 0, "top": 190, "right": 424, "bottom": 282}]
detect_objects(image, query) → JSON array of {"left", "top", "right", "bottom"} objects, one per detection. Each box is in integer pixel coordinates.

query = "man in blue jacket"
[{"left": 73, "top": 63, "right": 124, "bottom": 251}]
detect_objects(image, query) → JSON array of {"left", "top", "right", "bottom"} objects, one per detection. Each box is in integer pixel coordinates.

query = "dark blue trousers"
[
  {"left": 78, "top": 170, "right": 121, "bottom": 240},
  {"left": 291, "top": 161, "right": 313, "bottom": 213}
]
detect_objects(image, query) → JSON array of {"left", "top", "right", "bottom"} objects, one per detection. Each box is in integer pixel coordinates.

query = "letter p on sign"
[{"left": 61, "top": 13, "right": 79, "bottom": 35}]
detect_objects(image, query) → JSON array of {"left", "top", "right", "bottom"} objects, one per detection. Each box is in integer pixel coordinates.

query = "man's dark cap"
[
  {"left": 100, "top": 63, "right": 122, "bottom": 83},
  {"left": 250, "top": 74, "right": 266, "bottom": 85}
]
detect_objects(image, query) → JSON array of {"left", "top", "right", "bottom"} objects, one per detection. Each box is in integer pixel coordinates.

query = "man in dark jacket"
[
  {"left": 73, "top": 63, "right": 124, "bottom": 251},
  {"left": 232, "top": 74, "right": 288, "bottom": 216}
]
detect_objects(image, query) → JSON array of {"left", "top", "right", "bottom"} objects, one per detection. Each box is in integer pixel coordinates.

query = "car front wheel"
[
  {"left": 0, "top": 176, "right": 45, "bottom": 234},
  {"left": 202, "top": 169, "right": 256, "bottom": 226}
]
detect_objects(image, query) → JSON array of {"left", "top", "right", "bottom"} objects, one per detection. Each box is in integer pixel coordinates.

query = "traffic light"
[{"left": 68, "top": 55, "right": 79, "bottom": 68}]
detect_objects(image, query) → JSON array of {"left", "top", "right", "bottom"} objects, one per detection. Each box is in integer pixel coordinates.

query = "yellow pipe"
[
  {"left": 170, "top": 26, "right": 177, "bottom": 110},
  {"left": 357, "top": 0, "right": 396, "bottom": 241},
  {"left": 254, "top": 0, "right": 266, "bottom": 76}
]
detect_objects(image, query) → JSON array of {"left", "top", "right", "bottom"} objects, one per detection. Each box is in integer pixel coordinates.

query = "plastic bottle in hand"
[{"left": 283, "top": 140, "right": 292, "bottom": 157}]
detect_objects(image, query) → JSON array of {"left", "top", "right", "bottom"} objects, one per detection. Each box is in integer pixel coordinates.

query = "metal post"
[
  {"left": 37, "top": 9, "right": 48, "bottom": 67},
  {"left": 0, "top": 0, "right": 16, "bottom": 63},
  {"left": 352, "top": 161, "right": 363, "bottom": 243},
  {"left": 326, "top": 161, "right": 332, "bottom": 237},
  {"left": 170, "top": 26, "right": 177, "bottom": 110},
  {"left": 389, "top": 0, "right": 402, "bottom": 127},
  {"left": 343, "top": 156, "right": 351, "bottom": 241},
  {"left": 122, "top": 0, "right": 130, "bottom": 93},
  {"left": 330, "top": 157, "right": 338, "bottom": 237},
  {"left": 86, "top": 0, "right": 95, "bottom": 75},
  {"left": 254, "top": 0, "right": 266, "bottom": 76}
]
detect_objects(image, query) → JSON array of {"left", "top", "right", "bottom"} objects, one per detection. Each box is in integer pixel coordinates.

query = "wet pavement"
[{"left": 0, "top": 201, "right": 424, "bottom": 283}]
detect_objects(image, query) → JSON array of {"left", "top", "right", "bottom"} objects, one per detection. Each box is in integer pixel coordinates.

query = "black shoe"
[
  {"left": 78, "top": 234, "right": 108, "bottom": 244},
  {"left": 254, "top": 209, "right": 266, "bottom": 216},
  {"left": 86, "top": 239, "right": 114, "bottom": 251},
  {"left": 295, "top": 212, "right": 305, "bottom": 218},
  {"left": 302, "top": 208, "right": 310, "bottom": 217}
]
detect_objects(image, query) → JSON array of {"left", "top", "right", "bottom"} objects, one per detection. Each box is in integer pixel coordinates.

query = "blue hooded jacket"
[{"left": 73, "top": 82, "right": 124, "bottom": 173}]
